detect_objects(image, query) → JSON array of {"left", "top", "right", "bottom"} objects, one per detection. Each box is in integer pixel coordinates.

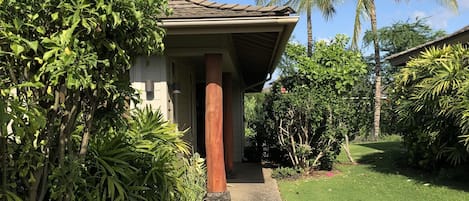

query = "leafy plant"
[
  {"left": 0, "top": 0, "right": 169, "bottom": 199},
  {"left": 393, "top": 44, "right": 469, "bottom": 169},
  {"left": 272, "top": 167, "right": 304, "bottom": 179},
  {"left": 257, "top": 35, "right": 368, "bottom": 170},
  {"left": 178, "top": 153, "right": 207, "bottom": 201},
  {"left": 79, "top": 107, "right": 205, "bottom": 201}
]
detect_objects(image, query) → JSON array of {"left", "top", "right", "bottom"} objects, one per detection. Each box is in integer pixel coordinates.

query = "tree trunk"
[
  {"left": 1, "top": 135, "right": 7, "bottom": 196},
  {"left": 343, "top": 134, "right": 356, "bottom": 164},
  {"left": 369, "top": 0, "right": 381, "bottom": 141},
  {"left": 79, "top": 89, "right": 98, "bottom": 157},
  {"left": 307, "top": 6, "right": 313, "bottom": 57}
]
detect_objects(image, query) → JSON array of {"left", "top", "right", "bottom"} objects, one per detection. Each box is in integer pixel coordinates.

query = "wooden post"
[
  {"left": 205, "top": 54, "right": 228, "bottom": 197},
  {"left": 223, "top": 73, "right": 234, "bottom": 173}
]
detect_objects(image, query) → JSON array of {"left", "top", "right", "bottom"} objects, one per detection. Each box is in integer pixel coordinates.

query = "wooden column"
[
  {"left": 223, "top": 73, "right": 234, "bottom": 173},
  {"left": 205, "top": 54, "right": 227, "bottom": 193}
]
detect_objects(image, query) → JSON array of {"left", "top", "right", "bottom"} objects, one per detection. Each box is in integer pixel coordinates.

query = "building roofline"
[
  {"left": 188, "top": 0, "right": 295, "bottom": 13},
  {"left": 161, "top": 16, "right": 298, "bottom": 28},
  {"left": 163, "top": 0, "right": 295, "bottom": 19},
  {"left": 386, "top": 25, "right": 469, "bottom": 66}
]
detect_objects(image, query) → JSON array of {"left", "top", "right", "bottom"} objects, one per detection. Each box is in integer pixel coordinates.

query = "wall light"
[
  {"left": 171, "top": 83, "right": 181, "bottom": 94},
  {"left": 145, "top": 80, "right": 154, "bottom": 93}
]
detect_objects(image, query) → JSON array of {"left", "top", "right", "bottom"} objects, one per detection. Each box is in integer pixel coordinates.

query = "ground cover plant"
[{"left": 278, "top": 138, "right": 469, "bottom": 201}]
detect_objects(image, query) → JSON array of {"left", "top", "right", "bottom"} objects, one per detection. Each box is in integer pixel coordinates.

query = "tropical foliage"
[
  {"left": 352, "top": 0, "right": 458, "bottom": 139},
  {"left": 362, "top": 20, "right": 446, "bottom": 135},
  {"left": 393, "top": 44, "right": 469, "bottom": 169},
  {"left": 243, "top": 94, "right": 265, "bottom": 162},
  {"left": 254, "top": 35, "right": 368, "bottom": 170},
  {"left": 0, "top": 0, "right": 208, "bottom": 200},
  {"left": 81, "top": 107, "right": 205, "bottom": 201},
  {"left": 363, "top": 19, "right": 445, "bottom": 58}
]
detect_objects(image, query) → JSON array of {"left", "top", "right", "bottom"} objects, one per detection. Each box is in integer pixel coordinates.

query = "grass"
[{"left": 278, "top": 138, "right": 469, "bottom": 201}]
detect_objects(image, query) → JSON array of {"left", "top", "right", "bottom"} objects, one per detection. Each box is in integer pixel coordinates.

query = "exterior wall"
[
  {"left": 130, "top": 56, "right": 172, "bottom": 120},
  {"left": 130, "top": 55, "right": 245, "bottom": 162}
]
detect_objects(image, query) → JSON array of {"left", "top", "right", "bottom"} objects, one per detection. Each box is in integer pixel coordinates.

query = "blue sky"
[{"left": 217, "top": 0, "right": 469, "bottom": 49}]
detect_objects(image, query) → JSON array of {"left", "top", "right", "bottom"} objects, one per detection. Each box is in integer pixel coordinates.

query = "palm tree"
[
  {"left": 351, "top": 0, "right": 458, "bottom": 140},
  {"left": 257, "top": 0, "right": 339, "bottom": 57}
]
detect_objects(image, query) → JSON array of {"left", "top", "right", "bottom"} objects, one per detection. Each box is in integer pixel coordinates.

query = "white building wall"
[{"left": 130, "top": 56, "right": 171, "bottom": 120}]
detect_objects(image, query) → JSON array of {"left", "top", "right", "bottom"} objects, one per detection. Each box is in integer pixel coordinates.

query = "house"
[
  {"left": 129, "top": 0, "right": 298, "bottom": 200},
  {"left": 386, "top": 25, "right": 469, "bottom": 66}
]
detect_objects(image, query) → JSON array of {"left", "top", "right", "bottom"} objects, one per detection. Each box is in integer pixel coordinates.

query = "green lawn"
[{"left": 278, "top": 140, "right": 469, "bottom": 201}]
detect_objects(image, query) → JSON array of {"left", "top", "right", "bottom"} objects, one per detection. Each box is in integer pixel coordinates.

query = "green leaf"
[
  {"left": 10, "top": 43, "right": 25, "bottom": 56},
  {"left": 25, "top": 40, "right": 39, "bottom": 53},
  {"left": 81, "top": 19, "right": 92, "bottom": 33},
  {"left": 13, "top": 18, "right": 23, "bottom": 31},
  {"left": 15, "top": 81, "right": 44, "bottom": 88},
  {"left": 5, "top": 190, "right": 23, "bottom": 201},
  {"left": 51, "top": 12, "right": 59, "bottom": 21},
  {"left": 43, "top": 48, "right": 59, "bottom": 61},
  {"left": 36, "top": 26, "right": 46, "bottom": 35},
  {"left": 112, "top": 12, "right": 121, "bottom": 27}
]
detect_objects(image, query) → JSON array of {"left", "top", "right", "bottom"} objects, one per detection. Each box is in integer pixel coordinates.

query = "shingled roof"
[{"left": 163, "top": 0, "right": 295, "bottom": 19}]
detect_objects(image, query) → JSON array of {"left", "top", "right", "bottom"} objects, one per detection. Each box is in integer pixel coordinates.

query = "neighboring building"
[
  {"left": 386, "top": 25, "right": 469, "bottom": 66},
  {"left": 129, "top": 0, "right": 298, "bottom": 200}
]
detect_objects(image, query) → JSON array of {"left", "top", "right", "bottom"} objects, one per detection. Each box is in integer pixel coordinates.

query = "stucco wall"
[
  {"left": 130, "top": 55, "right": 245, "bottom": 162},
  {"left": 130, "top": 56, "right": 172, "bottom": 120}
]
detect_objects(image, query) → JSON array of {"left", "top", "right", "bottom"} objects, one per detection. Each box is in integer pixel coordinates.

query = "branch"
[{"left": 79, "top": 89, "right": 98, "bottom": 157}]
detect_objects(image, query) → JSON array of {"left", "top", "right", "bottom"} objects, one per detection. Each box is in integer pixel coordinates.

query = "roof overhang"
[
  {"left": 386, "top": 25, "right": 469, "bottom": 66},
  {"left": 160, "top": 16, "right": 298, "bottom": 92}
]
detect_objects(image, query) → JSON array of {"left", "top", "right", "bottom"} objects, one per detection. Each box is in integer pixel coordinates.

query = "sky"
[
  {"left": 215, "top": 0, "right": 469, "bottom": 86},
  {"left": 217, "top": 0, "right": 469, "bottom": 50}
]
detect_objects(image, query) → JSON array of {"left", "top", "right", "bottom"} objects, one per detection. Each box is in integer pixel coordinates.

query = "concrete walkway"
[{"left": 227, "top": 163, "right": 282, "bottom": 201}]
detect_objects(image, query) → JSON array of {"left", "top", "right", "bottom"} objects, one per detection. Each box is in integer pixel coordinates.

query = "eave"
[
  {"left": 160, "top": 16, "right": 298, "bottom": 92},
  {"left": 386, "top": 25, "right": 469, "bottom": 66}
]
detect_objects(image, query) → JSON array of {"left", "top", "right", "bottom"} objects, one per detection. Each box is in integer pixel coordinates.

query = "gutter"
[
  {"left": 245, "top": 72, "right": 272, "bottom": 91},
  {"left": 161, "top": 16, "right": 299, "bottom": 28}
]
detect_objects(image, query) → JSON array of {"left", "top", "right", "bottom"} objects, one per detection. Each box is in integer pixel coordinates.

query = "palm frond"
[{"left": 352, "top": 0, "right": 367, "bottom": 49}]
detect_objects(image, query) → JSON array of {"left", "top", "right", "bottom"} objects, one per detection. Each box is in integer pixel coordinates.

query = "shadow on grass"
[{"left": 356, "top": 141, "right": 469, "bottom": 192}]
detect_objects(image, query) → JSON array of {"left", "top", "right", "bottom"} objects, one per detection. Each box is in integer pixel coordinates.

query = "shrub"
[
  {"left": 179, "top": 153, "right": 207, "bottom": 201},
  {"left": 393, "top": 44, "right": 469, "bottom": 170},
  {"left": 80, "top": 107, "right": 206, "bottom": 201},
  {"left": 0, "top": 0, "right": 168, "bottom": 199},
  {"left": 255, "top": 35, "right": 368, "bottom": 170},
  {"left": 272, "top": 167, "right": 304, "bottom": 179}
]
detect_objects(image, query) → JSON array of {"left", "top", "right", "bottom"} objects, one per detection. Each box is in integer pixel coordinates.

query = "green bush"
[
  {"left": 272, "top": 167, "right": 304, "bottom": 179},
  {"left": 255, "top": 35, "right": 368, "bottom": 170},
  {"left": 178, "top": 153, "right": 207, "bottom": 201},
  {"left": 393, "top": 44, "right": 469, "bottom": 170},
  {"left": 86, "top": 107, "right": 206, "bottom": 201},
  {"left": 0, "top": 0, "right": 169, "bottom": 199}
]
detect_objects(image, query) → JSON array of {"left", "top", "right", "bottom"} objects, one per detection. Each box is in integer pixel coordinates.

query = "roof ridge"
[
  {"left": 186, "top": 0, "right": 294, "bottom": 14},
  {"left": 386, "top": 24, "right": 469, "bottom": 61}
]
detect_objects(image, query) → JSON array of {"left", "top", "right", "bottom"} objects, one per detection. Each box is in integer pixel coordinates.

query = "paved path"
[{"left": 227, "top": 163, "right": 282, "bottom": 201}]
